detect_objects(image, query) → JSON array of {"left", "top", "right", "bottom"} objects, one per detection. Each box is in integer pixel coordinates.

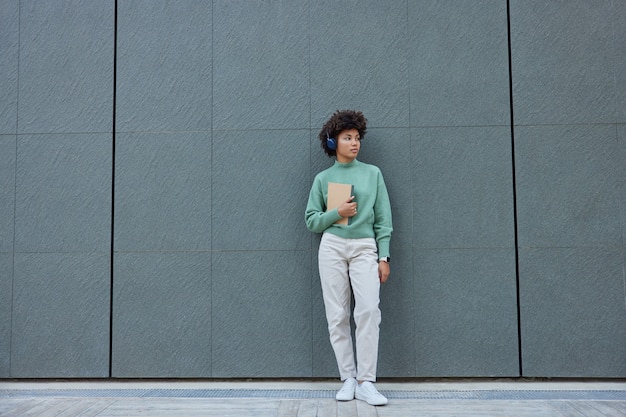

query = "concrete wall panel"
[
  {"left": 412, "top": 127, "right": 515, "bottom": 249},
  {"left": 310, "top": 0, "right": 410, "bottom": 128},
  {"left": 213, "top": 0, "right": 309, "bottom": 130},
  {"left": 116, "top": 0, "right": 212, "bottom": 132},
  {"left": 112, "top": 252, "right": 212, "bottom": 377},
  {"left": 510, "top": 0, "right": 617, "bottom": 125},
  {"left": 408, "top": 0, "right": 510, "bottom": 127},
  {"left": 0, "top": 0, "right": 18, "bottom": 134},
  {"left": 11, "top": 253, "right": 110, "bottom": 377},
  {"left": 0, "top": 135, "right": 15, "bottom": 377},
  {"left": 0, "top": 136, "right": 15, "bottom": 253},
  {"left": 414, "top": 248, "right": 519, "bottom": 377},
  {"left": 17, "top": 0, "right": 113, "bottom": 133},
  {"left": 114, "top": 132, "right": 211, "bottom": 252},
  {"left": 211, "top": 251, "right": 312, "bottom": 377},
  {"left": 0, "top": 253, "right": 12, "bottom": 377},
  {"left": 212, "top": 130, "right": 311, "bottom": 251},
  {"left": 515, "top": 125, "right": 621, "bottom": 249},
  {"left": 15, "top": 134, "right": 112, "bottom": 253},
  {"left": 519, "top": 248, "right": 626, "bottom": 377}
]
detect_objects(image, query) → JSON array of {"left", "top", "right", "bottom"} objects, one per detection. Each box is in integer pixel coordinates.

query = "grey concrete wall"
[{"left": 0, "top": 0, "right": 624, "bottom": 379}]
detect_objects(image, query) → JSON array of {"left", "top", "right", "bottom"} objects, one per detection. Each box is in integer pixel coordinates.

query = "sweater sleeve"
[
  {"left": 373, "top": 170, "right": 393, "bottom": 258},
  {"left": 305, "top": 176, "right": 343, "bottom": 233}
]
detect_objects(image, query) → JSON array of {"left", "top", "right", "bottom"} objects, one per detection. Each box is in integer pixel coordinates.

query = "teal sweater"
[{"left": 305, "top": 159, "right": 393, "bottom": 258}]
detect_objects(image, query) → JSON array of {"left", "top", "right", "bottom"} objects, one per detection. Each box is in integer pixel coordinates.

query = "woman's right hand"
[{"left": 337, "top": 196, "right": 357, "bottom": 218}]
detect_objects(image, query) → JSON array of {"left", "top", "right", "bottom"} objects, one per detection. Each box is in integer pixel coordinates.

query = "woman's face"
[{"left": 335, "top": 128, "right": 361, "bottom": 163}]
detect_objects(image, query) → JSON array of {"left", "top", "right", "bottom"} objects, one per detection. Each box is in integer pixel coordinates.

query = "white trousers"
[{"left": 318, "top": 232, "right": 381, "bottom": 382}]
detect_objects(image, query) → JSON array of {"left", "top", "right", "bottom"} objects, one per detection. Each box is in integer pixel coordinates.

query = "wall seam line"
[
  {"left": 506, "top": 0, "right": 524, "bottom": 377},
  {"left": 406, "top": 0, "right": 417, "bottom": 377},
  {"left": 209, "top": 0, "right": 214, "bottom": 378},
  {"left": 109, "top": 0, "right": 118, "bottom": 379},
  {"left": 9, "top": 0, "right": 22, "bottom": 378}
]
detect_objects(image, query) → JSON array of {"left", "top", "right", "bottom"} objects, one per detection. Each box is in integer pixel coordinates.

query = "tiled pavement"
[{"left": 1, "top": 379, "right": 625, "bottom": 416}]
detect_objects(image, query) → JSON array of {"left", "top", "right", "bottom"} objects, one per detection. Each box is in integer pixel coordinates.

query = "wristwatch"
[{"left": 379, "top": 257, "right": 390, "bottom": 263}]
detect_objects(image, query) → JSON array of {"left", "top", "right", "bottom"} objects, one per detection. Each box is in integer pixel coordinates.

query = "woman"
[{"left": 305, "top": 110, "right": 393, "bottom": 406}]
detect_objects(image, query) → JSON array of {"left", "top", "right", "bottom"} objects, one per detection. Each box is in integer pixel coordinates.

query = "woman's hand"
[
  {"left": 337, "top": 196, "right": 357, "bottom": 218},
  {"left": 378, "top": 261, "right": 390, "bottom": 283}
]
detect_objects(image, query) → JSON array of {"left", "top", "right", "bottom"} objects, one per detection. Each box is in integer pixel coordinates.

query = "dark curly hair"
[{"left": 318, "top": 110, "right": 368, "bottom": 157}]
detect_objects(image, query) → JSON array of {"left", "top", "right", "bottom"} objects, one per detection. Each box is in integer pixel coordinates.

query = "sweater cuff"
[
  {"left": 329, "top": 208, "right": 343, "bottom": 223},
  {"left": 377, "top": 240, "right": 390, "bottom": 259}
]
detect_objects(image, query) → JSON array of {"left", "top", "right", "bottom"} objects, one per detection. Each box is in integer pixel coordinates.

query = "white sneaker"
[
  {"left": 335, "top": 377, "right": 357, "bottom": 401},
  {"left": 355, "top": 381, "right": 388, "bottom": 406}
]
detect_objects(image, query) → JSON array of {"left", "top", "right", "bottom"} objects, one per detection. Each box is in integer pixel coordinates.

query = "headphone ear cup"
[{"left": 327, "top": 137, "right": 337, "bottom": 150}]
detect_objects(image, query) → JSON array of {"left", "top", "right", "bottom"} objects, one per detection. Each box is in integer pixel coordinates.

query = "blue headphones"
[{"left": 326, "top": 130, "right": 337, "bottom": 150}]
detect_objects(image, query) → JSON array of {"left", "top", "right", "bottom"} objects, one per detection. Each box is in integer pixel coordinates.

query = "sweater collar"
[{"left": 334, "top": 159, "right": 359, "bottom": 168}]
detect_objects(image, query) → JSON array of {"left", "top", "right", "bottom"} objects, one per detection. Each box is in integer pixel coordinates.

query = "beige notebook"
[{"left": 327, "top": 182, "right": 354, "bottom": 225}]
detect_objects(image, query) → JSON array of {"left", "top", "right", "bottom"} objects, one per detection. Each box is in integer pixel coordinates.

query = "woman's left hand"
[{"left": 378, "top": 261, "right": 390, "bottom": 284}]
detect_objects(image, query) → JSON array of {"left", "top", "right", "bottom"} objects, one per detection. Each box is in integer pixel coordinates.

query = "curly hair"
[{"left": 318, "top": 109, "right": 368, "bottom": 157}]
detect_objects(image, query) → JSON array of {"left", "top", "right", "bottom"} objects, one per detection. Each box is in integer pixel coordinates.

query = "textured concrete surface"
[
  {"left": 0, "top": 137, "right": 14, "bottom": 376},
  {"left": 413, "top": 248, "right": 519, "bottom": 377},
  {"left": 519, "top": 247, "right": 626, "bottom": 377},
  {"left": 515, "top": 125, "right": 622, "bottom": 248},
  {"left": 211, "top": 251, "right": 312, "bottom": 377},
  {"left": 0, "top": 0, "right": 18, "bottom": 134},
  {"left": 114, "top": 132, "right": 212, "bottom": 251},
  {"left": 0, "top": 136, "right": 15, "bottom": 252},
  {"left": 0, "top": 253, "right": 12, "bottom": 376},
  {"left": 116, "top": 1, "right": 212, "bottom": 132},
  {"left": 17, "top": 1, "right": 113, "bottom": 134},
  {"left": 112, "top": 252, "right": 212, "bottom": 378},
  {"left": 510, "top": 0, "right": 620, "bottom": 125},
  {"left": 408, "top": 0, "right": 510, "bottom": 127},
  {"left": 14, "top": 134, "right": 112, "bottom": 253},
  {"left": 10, "top": 253, "right": 110, "bottom": 377},
  {"left": 310, "top": 0, "right": 410, "bottom": 128},
  {"left": 411, "top": 127, "right": 515, "bottom": 249},
  {"left": 213, "top": 1, "right": 309, "bottom": 130},
  {"left": 211, "top": 130, "right": 311, "bottom": 251}
]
